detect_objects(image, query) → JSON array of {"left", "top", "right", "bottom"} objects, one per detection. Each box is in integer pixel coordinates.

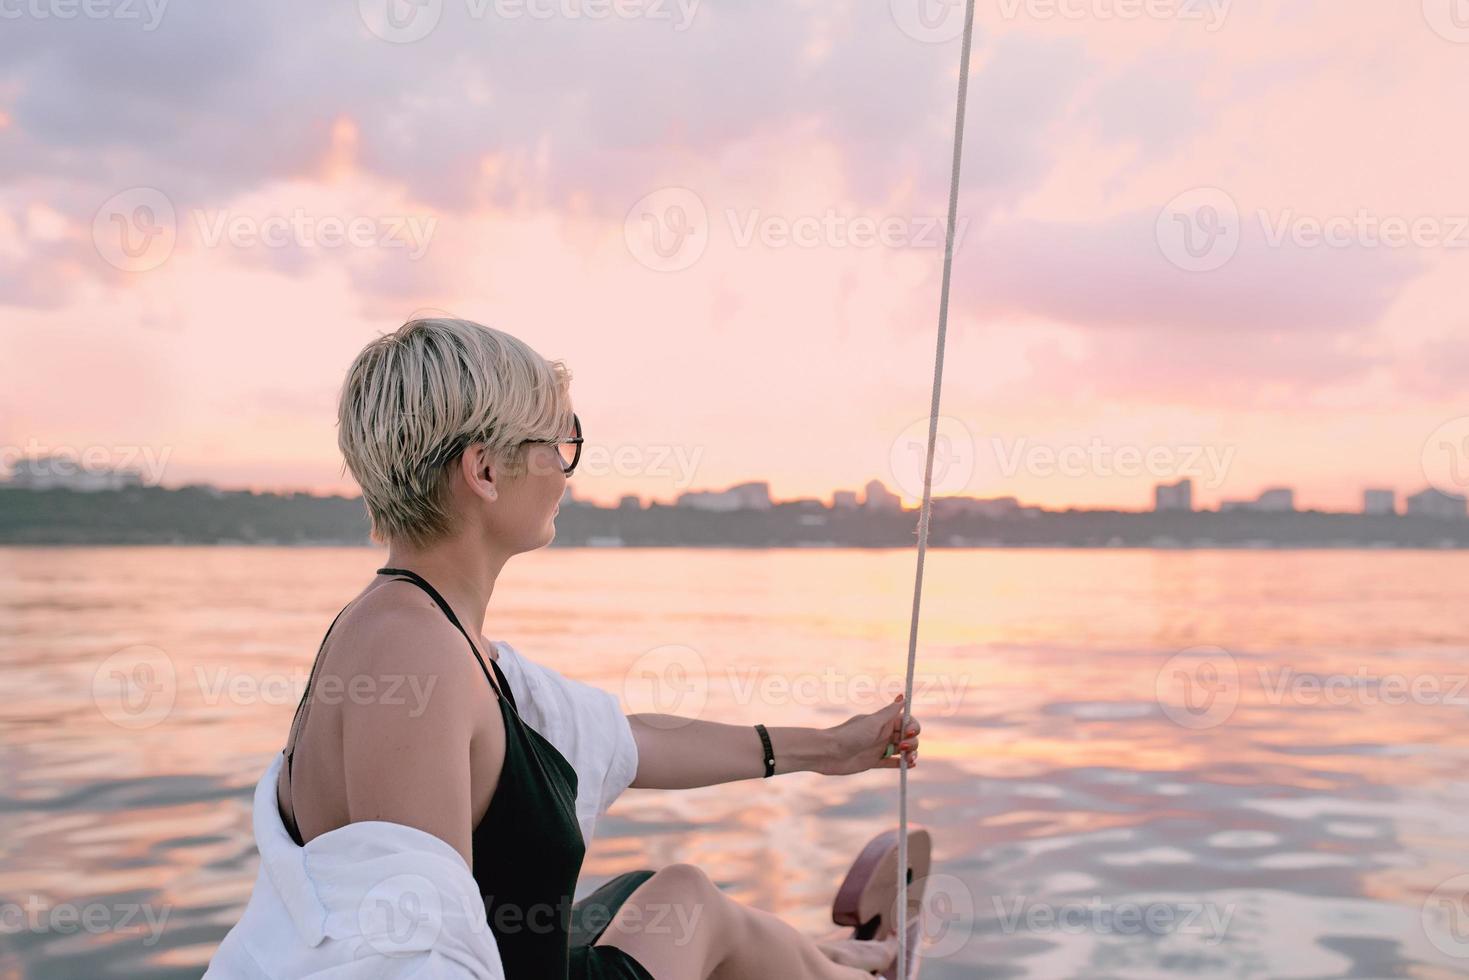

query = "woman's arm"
[
  {"left": 627, "top": 695, "right": 921, "bottom": 790},
  {"left": 340, "top": 608, "right": 501, "bottom": 868}
]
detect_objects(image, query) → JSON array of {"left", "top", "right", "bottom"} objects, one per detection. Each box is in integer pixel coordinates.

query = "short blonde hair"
[{"left": 338, "top": 317, "right": 573, "bottom": 546}]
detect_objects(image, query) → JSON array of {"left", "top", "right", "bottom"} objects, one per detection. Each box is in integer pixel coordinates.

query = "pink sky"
[{"left": 2, "top": 1, "right": 1467, "bottom": 510}]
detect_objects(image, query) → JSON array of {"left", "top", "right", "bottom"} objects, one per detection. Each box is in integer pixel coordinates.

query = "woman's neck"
[{"left": 382, "top": 536, "right": 510, "bottom": 641}]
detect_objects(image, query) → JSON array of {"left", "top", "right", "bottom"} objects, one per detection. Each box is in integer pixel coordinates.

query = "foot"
[{"left": 815, "top": 926, "right": 899, "bottom": 973}]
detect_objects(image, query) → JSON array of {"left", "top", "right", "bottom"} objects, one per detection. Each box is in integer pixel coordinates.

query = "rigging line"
[{"left": 897, "top": 1, "right": 977, "bottom": 976}]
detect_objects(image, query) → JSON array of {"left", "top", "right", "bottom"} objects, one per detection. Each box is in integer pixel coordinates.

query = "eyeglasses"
[
  {"left": 519, "top": 412, "right": 583, "bottom": 477},
  {"left": 430, "top": 413, "right": 584, "bottom": 477}
]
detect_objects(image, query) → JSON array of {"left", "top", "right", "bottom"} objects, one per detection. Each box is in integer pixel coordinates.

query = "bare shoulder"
[
  {"left": 329, "top": 580, "right": 491, "bottom": 689},
  {"left": 326, "top": 580, "right": 503, "bottom": 865}
]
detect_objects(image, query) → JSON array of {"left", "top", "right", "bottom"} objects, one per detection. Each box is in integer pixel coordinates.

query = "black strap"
[
  {"left": 281, "top": 601, "right": 356, "bottom": 845},
  {"left": 755, "top": 723, "right": 776, "bottom": 778},
  {"left": 376, "top": 566, "right": 512, "bottom": 707},
  {"left": 284, "top": 603, "right": 353, "bottom": 780}
]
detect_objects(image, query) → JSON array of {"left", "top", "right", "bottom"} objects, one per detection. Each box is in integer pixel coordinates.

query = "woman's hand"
[{"left": 821, "top": 694, "right": 922, "bottom": 776}]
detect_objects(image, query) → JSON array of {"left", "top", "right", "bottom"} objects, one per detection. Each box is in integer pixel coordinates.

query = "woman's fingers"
[{"left": 878, "top": 748, "right": 918, "bottom": 768}]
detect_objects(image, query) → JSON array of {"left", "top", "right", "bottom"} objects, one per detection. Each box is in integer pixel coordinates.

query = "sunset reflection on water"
[{"left": 1, "top": 546, "right": 1466, "bottom": 978}]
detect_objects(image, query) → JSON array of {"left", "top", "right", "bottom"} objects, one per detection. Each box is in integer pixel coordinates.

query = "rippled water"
[{"left": 1, "top": 547, "right": 1467, "bottom": 979}]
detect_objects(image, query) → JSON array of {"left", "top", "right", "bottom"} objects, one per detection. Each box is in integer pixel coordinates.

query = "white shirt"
[{"left": 203, "top": 640, "right": 640, "bottom": 979}]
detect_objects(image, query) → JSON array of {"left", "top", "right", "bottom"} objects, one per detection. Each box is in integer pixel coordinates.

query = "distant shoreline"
[{"left": 3, "top": 486, "right": 1467, "bottom": 549}]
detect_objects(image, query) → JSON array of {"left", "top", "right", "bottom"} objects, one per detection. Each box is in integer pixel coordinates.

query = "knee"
[
  {"left": 644, "top": 864, "right": 728, "bottom": 930},
  {"left": 648, "top": 862, "right": 720, "bottom": 900},
  {"left": 641, "top": 863, "right": 736, "bottom": 955}
]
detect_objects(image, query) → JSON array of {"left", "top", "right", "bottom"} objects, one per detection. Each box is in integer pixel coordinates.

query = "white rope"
[{"left": 896, "top": 2, "right": 977, "bottom": 976}]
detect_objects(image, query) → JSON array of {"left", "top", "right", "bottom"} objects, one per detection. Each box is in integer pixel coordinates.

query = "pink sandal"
[{"left": 831, "top": 827, "right": 933, "bottom": 979}]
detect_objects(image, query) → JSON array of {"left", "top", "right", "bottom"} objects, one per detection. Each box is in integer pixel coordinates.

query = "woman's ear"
[{"left": 458, "top": 445, "right": 498, "bottom": 503}]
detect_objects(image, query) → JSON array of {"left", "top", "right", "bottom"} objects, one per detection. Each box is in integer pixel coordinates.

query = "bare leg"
[{"left": 592, "top": 863, "right": 896, "bottom": 980}]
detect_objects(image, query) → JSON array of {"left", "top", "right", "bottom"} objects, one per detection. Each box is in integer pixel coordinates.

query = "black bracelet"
[{"left": 754, "top": 723, "right": 775, "bottom": 778}]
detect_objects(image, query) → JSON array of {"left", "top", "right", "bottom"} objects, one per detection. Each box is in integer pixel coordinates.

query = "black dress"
[{"left": 281, "top": 566, "right": 657, "bottom": 979}]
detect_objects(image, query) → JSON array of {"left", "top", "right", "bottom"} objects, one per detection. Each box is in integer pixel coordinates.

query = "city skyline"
[{"left": 5, "top": 450, "right": 1465, "bottom": 519}]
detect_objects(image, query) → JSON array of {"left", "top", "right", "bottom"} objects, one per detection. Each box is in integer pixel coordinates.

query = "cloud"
[{"left": 953, "top": 208, "right": 1425, "bottom": 335}]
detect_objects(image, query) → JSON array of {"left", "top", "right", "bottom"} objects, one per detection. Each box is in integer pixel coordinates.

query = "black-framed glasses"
[{"left": 520, "top": 412, "right": 583, "bottom": 476}]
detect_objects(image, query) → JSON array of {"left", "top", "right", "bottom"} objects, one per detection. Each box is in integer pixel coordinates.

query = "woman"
[{"left": 254, "top": 317, "right": 925, "bottom": 978}]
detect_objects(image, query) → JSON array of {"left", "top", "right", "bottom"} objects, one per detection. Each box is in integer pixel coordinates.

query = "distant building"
[
  {"left": 1255, "top": 487, "right": 1295, "bottom": 512},
  {"left": 862, "top": 479, "right": 902, "bottom": 512},
  {"left": 1220, "top": 487, "right": 1295, "bottom": 513},
  {"left": 1154, "top": 479, "right": 1194, "bottom": 512},
  {"left": 831, "top": 490, "right": 859, "bottom": 510},
  {"left": 932, "top": 496, "right": 1020, "bottom": 519},
  {"left": 1362, "top": 489, "right": 1396, "bottom": 515},
  {"left": 1406, "top": 487, "right": 1468, "bottom": 520},
  {"left": 676, "top": 481, "right": 772, "bottom": 512},
  {"left": 617, "top": 494, "right": 643, "bottom": 510},
  {"left": 6, "top": 456, "right": 143, "bottom": 492}
]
